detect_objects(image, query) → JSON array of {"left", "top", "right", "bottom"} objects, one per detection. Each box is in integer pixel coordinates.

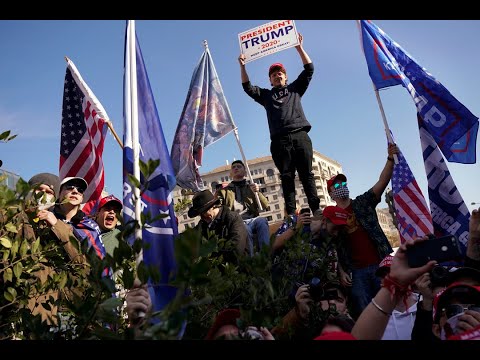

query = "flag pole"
[
  {"left": 373, "top": 85, "right": 399, "bottom": 164},
  {"left": 203, "top": 40, "right": 263, "bottom": 211},
  {"left": 126, "top": 19, "right": 145, "bottom": 318},
  {"left": 127, "top": 20, "right": 143, "bottom": 259},
  {"left": 106, "top": 121, "right": 124, "bottom": 149},
  {"left": 355, "top": 20, "right": 398, "bottom": 163}
]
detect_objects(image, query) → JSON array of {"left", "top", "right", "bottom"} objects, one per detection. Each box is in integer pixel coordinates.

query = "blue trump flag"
[
  {"left": 123, "top": 21, "right": 178, "bottom": 312},
  {"left": 171, "top": 44, "right": 235, "bottom": 191},
  {"left": 419, "top": 114, "right": 470, "bottom": 255},
  {"left": 359, "top": 20, "right": 479, "bottom": 164}
]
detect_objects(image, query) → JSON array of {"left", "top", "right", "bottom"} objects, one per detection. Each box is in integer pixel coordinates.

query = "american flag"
[
  {"left": 59, "top": 59, "right": 109, "bottom": 215},
  {"left": 391, "top": 148, "right": 434, "bottom": 243}
]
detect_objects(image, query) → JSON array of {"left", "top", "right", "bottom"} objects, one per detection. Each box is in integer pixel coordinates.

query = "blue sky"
[{"left": 1, "top": 20, "right": 479, "bottom": 211}]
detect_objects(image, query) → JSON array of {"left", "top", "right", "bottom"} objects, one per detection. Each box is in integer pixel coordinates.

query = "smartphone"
[
  {"left": 406, "top": 235, "right": 462, "bottom": 268},
  {"left": 300, "top": 208, "right": 311, "bottom": 215}
]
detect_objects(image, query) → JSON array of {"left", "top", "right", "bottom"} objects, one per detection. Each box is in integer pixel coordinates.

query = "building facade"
[
  {"left": 174, "top": 150, "right": 345, "bottom": 232},
  {"left": 0, "top": 168, "right": 21, "bottom": 191}
]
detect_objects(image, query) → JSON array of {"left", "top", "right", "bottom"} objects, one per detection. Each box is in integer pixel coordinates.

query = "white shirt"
[{"left": 381, "top": 293, "right": 419, "bottom": 340}]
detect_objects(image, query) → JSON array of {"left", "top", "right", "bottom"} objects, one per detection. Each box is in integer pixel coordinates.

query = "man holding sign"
[{"left": 238, "top": 33, "right": 321, "bottom": 217}]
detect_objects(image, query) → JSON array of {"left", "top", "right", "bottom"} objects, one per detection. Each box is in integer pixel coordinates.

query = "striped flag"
[
  {"left": 59, "top": 58, "right": 109, "bottom": 215},
  {"left": 391, "top": 144, "right": 434, "bottom": 243}
]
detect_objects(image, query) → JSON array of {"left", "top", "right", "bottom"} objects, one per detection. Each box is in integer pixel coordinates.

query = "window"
[
  {"left": 273, "top": 195, "right": 278, "bottom": 200},
  {"left": 266, "top": 216, "right": 273, "bottom": 222},
  {"left": 190, "top": 222, "right": 195, "bottom": 227},
  {"left": 275, "top": 204, "right": 280, "bottom": 210},
  {"left": 270, "top": 185, "right": 276, "bottom": 191},
  {"left": 276, "top": 214, "right": 282, "bottom": 220},
  {"left": 183, "top": 215, "right": 187, "bottom": 220},
  {"left": 260, "top": 187, "right": 267, "bottom": 194},
  {"left": 266, "top": 169, "right": 275, "bottom": 177},
  {"left": 303, "top": 198, "right": 308, "bottom": 204},
  {"left": 184, "top": 224, "right": 189, "bottom": 229}
]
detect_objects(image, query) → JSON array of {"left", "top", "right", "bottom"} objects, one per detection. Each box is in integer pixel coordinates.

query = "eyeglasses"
[
  {"left": 442, "top": 304, "right": 480, "bottom": 319},
  {"left": 63, "top": 185, "right": 84, "bottom": 194},
  {"left": 333, "top": 182, "right": 347, "bottom": 189}
]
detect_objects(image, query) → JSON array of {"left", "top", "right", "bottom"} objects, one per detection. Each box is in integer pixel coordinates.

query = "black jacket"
[
  {"left": 196, "top": 206, "right": 248, "bottom": 263},
  {"left": 242, "top": 63, "right": 314, "bottom": 139}
]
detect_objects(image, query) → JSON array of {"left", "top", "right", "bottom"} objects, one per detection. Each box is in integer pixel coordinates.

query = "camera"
[
  {"left": 240, "top": 328, "right": 264, "bottom": 340},
  {"left": 429, "top": 265, "right": 450, "bottom": 288},
  {"left": 308, "top": 277, "right": 324, "bottom": 302}
]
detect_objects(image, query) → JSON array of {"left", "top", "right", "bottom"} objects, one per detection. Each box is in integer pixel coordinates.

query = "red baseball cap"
[
  {"left": 322, "top": 206, "right": 348, "bottom": 225},
  {"left": 314, "top": 331, "right": 357, "bottom": 340},
  {"left": 98, "top": 194, "right": 123, "bottom": 211},
  {"left": 327, "top": 174, "right": 347, "bottom": 192},
  {"left": 205, "top": 308, "right": 241, "bottom": 340},
  {"left": 375, "top": 255, "right": 394, "bottom": 277},
  {"left": 269, "top": 63, "right": 286, "bottom": 76},
  {"left": 432, "top": 282, "right": 480, "bottom": 323}
]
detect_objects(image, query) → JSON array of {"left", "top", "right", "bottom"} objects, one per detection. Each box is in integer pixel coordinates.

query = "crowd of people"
[{"left": 5, "top": 32, "right": 480, "bottom": 342}]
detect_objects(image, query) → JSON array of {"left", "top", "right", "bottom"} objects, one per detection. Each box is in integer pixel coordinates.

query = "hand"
[
  {"left": 388, "top": 143, "right": 399, "bottom": 157},
  {"left": 249, "top": 183, "right": 259, "bottom": 193},
  {"left": 295, "top": 33, "right": 303, "bottom": 48},
  {"left": 338, "top": 268, "right": 352, "bottom": 287},
  {"left": 414, "top": 272, "right": 434, "bottom": 310},
  {"left": 295, "top": 284, "right": 312, "bottom": 320},
  {"left": 457, "top": 309, "right": 480, "bottom": 334},
  {"left": 469, "top": 207, "right": 480, "bottom": 235},
  {"left": 259, "top": 327, "right": 275, "bottom": 340},
  {"left": 296, "top": 212, "right": 311, "bottom": 230},
  {"left": 238, "top": 53, "right": 246, "bottom": 66},
  {"left": 125, "top": 279, "right": 152, "bottom": 326},
  {"left": 36, "top": 209, "right": 58, "bottom": 227},
  {"left": 389, "top": 236, "right": 437, "bottom": 287}
]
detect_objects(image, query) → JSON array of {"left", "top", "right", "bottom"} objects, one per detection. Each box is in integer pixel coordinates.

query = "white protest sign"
[{"left": 238, "top": 20, "right": 299, "bottom": 63}]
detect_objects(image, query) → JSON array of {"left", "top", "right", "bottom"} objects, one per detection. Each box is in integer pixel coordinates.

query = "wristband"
[
  {"left": 387, "top": 157, "right": 394, "bottom": 162},
  {"left": 371, "top": 298, "right": 392, "bottom": 316}
]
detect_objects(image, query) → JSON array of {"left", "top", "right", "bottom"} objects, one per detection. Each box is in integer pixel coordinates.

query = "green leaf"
[
  {"left": 6, "top": 287, "right": 17, "bottom": 299},
  {"left": 5, "top": 223, "right": 18, "bottom": 234},
  {"left": 127, "top": 174, "right": 141, "bottom": 189},
  {"left": 0, "top": 237, "right": 12, "bottom": 248},
  {"left": 0, "top": 130, "right": 11, "bottom": 141},
  {"left": 32, "top": 237, "right": 40, "bottom": 253},
  {"left": 2, "top": 249, "right": 10, "bottom": 262},
  {"left": 19, "top": 240, "right": 28, "bottom": 257},
  {"left": 4, "top": 291, "right": 14, "bottom": 302},
  {"left": 122, "top": 268, "right": 134, "bottom": 290},
  {"left": 13, "top": 262, "right": 23, "bottom": 279}
]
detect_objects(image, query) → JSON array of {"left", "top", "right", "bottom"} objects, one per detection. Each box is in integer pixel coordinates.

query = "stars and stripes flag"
[
  {"left": 390, "top": 139, "right": 434, "bottom": 244},
  {"left": 59, "top": 58, "right": 109, "bottom": 215},
  {"left": 358, "top": 20, "right": 479, "bottom": 164},
  {"left": 123, "top": 21, "right": 179, "bottom": 313}
]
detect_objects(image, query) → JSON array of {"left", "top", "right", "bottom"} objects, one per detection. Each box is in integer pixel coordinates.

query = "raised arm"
[
  {"left": 238, "top": 53, "right": 249, "bottom": 83},
  {"left": 371, "top": 143, "right": 399, "bottom": 200},
  {"left": 295, "top": 33, "right": 311, "bottom": 65}
]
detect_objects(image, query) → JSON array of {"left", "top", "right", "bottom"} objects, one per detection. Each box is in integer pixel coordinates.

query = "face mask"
[
  {"left": 331, "top": 186, "right": 349, "bottom": 200},
  {"left": 440, "top": 312, "right": 465, "bottom": 340}
]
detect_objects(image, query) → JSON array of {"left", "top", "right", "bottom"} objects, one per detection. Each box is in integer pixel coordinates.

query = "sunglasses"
[
  {"left": 333, "top": 182, "right": 347, "bottom": 189},
  {"left": 442, "top": 304, "right": 480, "bottom": 319},
  {"left": 63, "top": 185, "right": 84, "bottom": 194}
]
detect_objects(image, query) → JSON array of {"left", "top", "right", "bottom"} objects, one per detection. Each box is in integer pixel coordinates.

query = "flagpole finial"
[
  {"left": 64, "top": 56, "right": 69, "bottom": 63},
  {"left": 203, "top": 40, "right": 208, "bottom": 49}
]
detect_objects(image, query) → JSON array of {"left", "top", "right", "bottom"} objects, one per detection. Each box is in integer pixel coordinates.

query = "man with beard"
[{"left": 328, "top": 143, "right": 399, "bottom": 319}]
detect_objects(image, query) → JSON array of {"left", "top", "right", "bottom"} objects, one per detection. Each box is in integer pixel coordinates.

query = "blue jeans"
[
  {"left": 244, "top": 217, "right": 270, "bottom": 256},
  {"left": 350, "top": 264, "right": 381, "bottom": 319}
]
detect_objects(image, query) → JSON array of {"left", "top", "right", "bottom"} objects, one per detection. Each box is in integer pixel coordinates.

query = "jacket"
[
  {"left": 195, "top": 206, "right": 248, "bottom": 263},
  {"left": 217, "top": 180, "right": 269, "bottom": 219}
]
